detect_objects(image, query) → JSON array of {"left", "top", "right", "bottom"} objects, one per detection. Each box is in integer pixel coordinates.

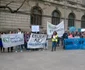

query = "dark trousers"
[
  {"left": 24, "top": 42, "right": 29, "bottom": 50},
  {"left": 52, "top": 46, "right": 56, "bottom": 51},
  {"left": 62, "top": 39, "right": 65, "bottom": 49},
  {"left": 0, "top": 47, "right": 5, "bottom": 52},
  {"left": 24, "top": 42, "right": 27, "bottom": 50},
  {"left": 0, "top": 40, "right": 4, "bottom": 52},
  {"left": 8, "top": 47, "right": 13, "bottom": 52}
]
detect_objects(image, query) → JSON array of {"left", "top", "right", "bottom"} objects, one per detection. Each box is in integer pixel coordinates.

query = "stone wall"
[{"left": 0, "top": 0, "right": 85, "bottom": 32}]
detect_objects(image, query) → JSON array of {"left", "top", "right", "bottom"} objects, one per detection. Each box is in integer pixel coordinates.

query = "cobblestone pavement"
[{"left": 0, "top": 45, "right": 85, "bottom": 70}]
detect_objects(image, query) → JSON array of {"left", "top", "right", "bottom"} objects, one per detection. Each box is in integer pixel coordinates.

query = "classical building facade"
[{"left": 0, "top": 0, "right": 85, "bottom": 32}]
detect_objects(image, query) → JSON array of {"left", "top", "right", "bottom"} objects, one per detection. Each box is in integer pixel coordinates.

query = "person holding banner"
[
  {"left": 74, "top": 32, "right": 80, "bottom": 38},
  {"left": 68, "top": 33, "right": 73, "bottom": 38},
  {"left": 62, "top": 31, "right": 68, "bottom": 48},
  {"left": 44, "top": 35, "right": 48, "bottom": 50},
  {"left": 15, "top": 28, "right": 23, "bottom": 52},
  {"left": 0, "top": 32, "right": 5, "bottom": 52},
  {"left": 51, "top": 31, "right": 58, "bottom": 51},
  {"left": 0, "top": 32, "right": 3, "bottom": 52},
  {"left": 8, "top": 31, "right": 14, "bottom": 52},
  {"left": 24, "top": 31, "right": 30, "bottom": 50}
]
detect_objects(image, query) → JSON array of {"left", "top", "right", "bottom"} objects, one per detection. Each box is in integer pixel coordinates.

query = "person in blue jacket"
[{"left": 0, "top": 33, "right": 5, "bottom": 52}]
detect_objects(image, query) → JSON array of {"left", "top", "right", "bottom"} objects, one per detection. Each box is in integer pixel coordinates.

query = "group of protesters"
[
  {"left": 0, "top": 28, "right": 49, "bottom": 53},
  {"left": 0, "top": 28, "right": 60, "bottom": 53},
  {"left": 61, "top": 31, "right": 85, "bottom": 49},
  {"left": 51, "top": 30, "right": 85, "bottom": 51},
  {"left": 0, "top": 28, "right": 31, "bottom": 53},
  {"left": 0, "top": 28, "right": 85, "bottom": 53},
  {"left": 62, "top": 31, "right": 85, "bottom": 39}
]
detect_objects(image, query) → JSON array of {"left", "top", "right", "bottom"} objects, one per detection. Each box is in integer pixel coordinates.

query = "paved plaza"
[{"left": 0, "top": 46, "right": 85, "bottom": 70}]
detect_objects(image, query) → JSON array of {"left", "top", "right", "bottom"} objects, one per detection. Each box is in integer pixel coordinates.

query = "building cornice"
[{"left": 41, "top": 0, "right": 85, "bottom": 11}]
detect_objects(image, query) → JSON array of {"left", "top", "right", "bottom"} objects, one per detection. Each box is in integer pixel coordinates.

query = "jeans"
[
  {"left": 15, "top": 45, "right": 22, "bottom": 52},
  {"left": 52, "top": 42, "right": 57, "bottom": 51}
]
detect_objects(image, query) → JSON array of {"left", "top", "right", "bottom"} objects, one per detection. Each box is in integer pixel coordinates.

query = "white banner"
[
  {"left": 1, "top": 34, "right": 24, "bottom": 48},
  {"left": 27, "top": 33, "right": 47, "bottom": 48},
  {"left": 47, "top": 21, "right": 64, "bottom": 38},
  {"left": 81, "top": 28, "right": 85, "bottom": 32}
]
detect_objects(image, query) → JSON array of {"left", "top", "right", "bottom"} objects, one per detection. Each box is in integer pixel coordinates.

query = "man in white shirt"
[
  {"left": 15, "top": 28, "right": 23, "bottom": 52},
  {"left": 18, "top": 28, "right": 22, "bottom": 34}
]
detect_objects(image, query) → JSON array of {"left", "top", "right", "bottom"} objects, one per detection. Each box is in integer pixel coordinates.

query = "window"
[
  {"left": 68, "top": 13, "right": 75, "bottom": 27},
  {"left": 52, "top": 10, "right": 60, "bottom": 25},
  {"left": 81, "top": 15, "right": 85, "bottom": 28},
  {"left": 31, "top": 6, "right": 42, "bottom": 25}
]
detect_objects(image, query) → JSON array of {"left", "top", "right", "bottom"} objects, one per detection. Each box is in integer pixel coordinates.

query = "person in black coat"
[
  {"left": 62, "top": 31, "right": 68, "bottom": 49},
  {"left": 62, "top": 31, "right": 68, "bottom": 39}
]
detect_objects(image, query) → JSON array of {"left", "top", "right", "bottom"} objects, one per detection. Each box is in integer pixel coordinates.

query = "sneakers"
[
  {"left": 20, "top": 50, "right": 23, "bottom": 52},
  {"left": 15, "top": 50, "right": 23, "bottom": 52},
  {"left": 15, "top": 51, "right": 17, "bottom": 53},
  {"left": 15, "top": 50, "right": 23, "bottom": 53}
]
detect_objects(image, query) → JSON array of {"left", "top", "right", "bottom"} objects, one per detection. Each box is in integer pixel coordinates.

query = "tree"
[{"left": 0, "top": 0, "right": 26, "bottom": 13}]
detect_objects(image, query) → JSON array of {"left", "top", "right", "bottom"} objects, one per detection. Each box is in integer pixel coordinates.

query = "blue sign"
[
  {"left": 69, "top": 26, "right": 76, "bottom": 32},
  {"left": 78, "top": 28, "right": 81, "bottom": 32},
  {"left": 80, "top": 39, "right": 85, "bottom": 49},
  {"left": 64, "top": 38, "right": 85, "bottom": 50}
]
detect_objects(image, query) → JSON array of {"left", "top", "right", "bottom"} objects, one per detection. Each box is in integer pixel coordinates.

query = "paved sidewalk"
[{"left": 0, "top": 49, "right": 85, "bottom": 70}]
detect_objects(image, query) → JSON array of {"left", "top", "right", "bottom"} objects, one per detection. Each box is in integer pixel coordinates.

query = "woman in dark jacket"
[{"left": 62, "top": 31, "right": 68, "bottom": 49}]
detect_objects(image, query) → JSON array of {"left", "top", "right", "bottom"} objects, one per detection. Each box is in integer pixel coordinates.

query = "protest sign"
[
  {"left": 81, "top": 28, "right": 85, "bottom": 32},
  {"left": 32, "top": 25, "right": 40, "bottom": 32},
  {"left": 78, "top": 28, "right": 81, "bottom": 32},
  {"left": 47, "top": 21, "right": 64, "bottom": 38},
  {"left": 64, "top": 38, "right": 85, "bottom": 50},
  {"left": 1, "top": 34, "right": 24, "bottom": 48},
  {"left": 69, "top": 26, "right": 76, "bottom": 32},
  {"left": 64, "top": 39, "right": 80, "bottom": 50},
  {"left": 27, "top": 33, "right": 47, "bottom": 48}
]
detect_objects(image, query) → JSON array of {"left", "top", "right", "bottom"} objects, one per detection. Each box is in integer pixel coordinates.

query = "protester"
[
  {"left": 57, "top": 37, "right": 60, "bottom": 47},
  {"left": 15, "top": 28, "right": 23, "bottom": 52},
  {"left": 62, "top": 31, "right": 68, "bottom": 39},
  {"left": 74, "top": 32, "right": 80, "bottom": 38},
  {"left": 62, "top": 31, "right": 68, "bottom": 47},
  {"left": 44, "top": 35, "right": 48, "bottom": 50},
  {"left": 51, "top": 31, "right": 58, "bottom": 51},
  {"left": 24, "top": 31, "right": 30, "bottom": 50},
  {"left": 80, "top": 32, "right": 83, "bottom": 38},
  {"left": 0, "top": 32, "right": 3, "bottom": 52},
  {"left": 68, "top": 32, "right": 73, "bottom": 38},
  {"left": 82, "top": 31, "right": 85, "bottom": 38},
  {"left": 7, "top": 31, "right": 14, "bottom": 52},
  {"left": 0, "top": 32, "right": 5, "bottom": 52}
]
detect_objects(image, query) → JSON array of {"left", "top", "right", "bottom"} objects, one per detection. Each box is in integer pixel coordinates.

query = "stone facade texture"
[{"left": 0, "top": 0, "right": 85, "bottom": 32}]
